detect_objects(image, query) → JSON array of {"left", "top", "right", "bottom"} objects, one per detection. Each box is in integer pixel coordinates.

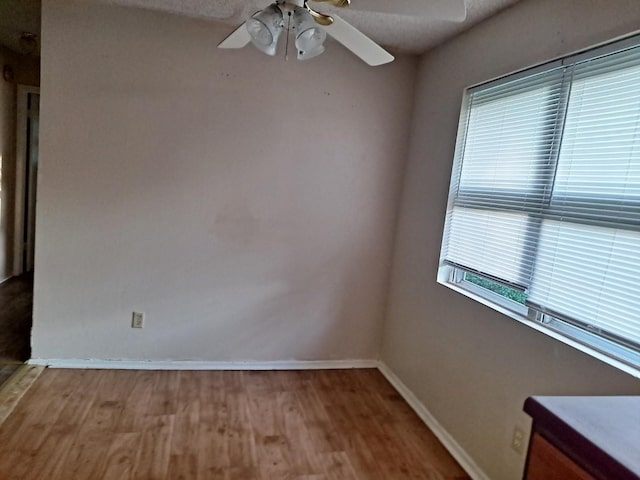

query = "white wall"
[
  {"left": 0, "top": 46, "right": 39, "bottom": 283},
  {"left": 381, "top": 1, "right": 640, "bottom": 479},
  {"left": 33, "top": 0, "right": 417, "bottom": 361}
]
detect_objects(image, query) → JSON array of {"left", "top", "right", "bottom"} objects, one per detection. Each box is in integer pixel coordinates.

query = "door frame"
[{"left": 13, "top": 85, "right": 40, "bottom": 276}]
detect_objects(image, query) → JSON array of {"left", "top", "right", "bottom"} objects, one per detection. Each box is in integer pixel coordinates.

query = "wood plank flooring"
[
  {"left": 0, "top": 364, "right": 21, "bottom": 389},
  {"left": 0, "top": 368, "right": 469, "bottom": 480},
  {"left": 0, "top": 365, "right": 44, "bottom": 426}
]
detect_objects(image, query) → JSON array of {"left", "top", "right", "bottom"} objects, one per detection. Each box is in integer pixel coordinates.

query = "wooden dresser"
[{"left": 523, "top": 396, "right": 640, "bottom": 480}]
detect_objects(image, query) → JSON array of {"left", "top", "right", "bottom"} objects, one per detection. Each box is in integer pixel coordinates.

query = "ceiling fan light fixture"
[
  {"left": 293, "top": 7, "right": 327, "bottom": 60},
  {"left": 218, "top": 1, "right": 394, "bottom": 67},
  {"left": 246, "top": 4, "right": 284, "bottom": 56},
  {"left": 297, "top": 45, "right": 325, "bottom": 61}
]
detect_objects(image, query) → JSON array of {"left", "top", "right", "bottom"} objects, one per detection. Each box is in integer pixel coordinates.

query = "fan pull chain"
[{"left": 284, "top": 11, "right": 292, "bottom": 61}]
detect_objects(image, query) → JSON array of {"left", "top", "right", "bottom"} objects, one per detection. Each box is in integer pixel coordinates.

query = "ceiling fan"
[{"left": 218, "top": 0, "right": 467, "bottom": 66}]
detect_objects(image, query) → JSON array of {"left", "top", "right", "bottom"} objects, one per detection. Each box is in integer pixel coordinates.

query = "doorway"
[
  {"left": 14, "top": 86, "right": 39, "bottom": 276},
  {"left": 0, "top": 86, "right": 38, "bottom": 386}
]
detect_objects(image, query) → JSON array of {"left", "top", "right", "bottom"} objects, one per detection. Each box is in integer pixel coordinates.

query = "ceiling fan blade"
[
  {"left": 332, "top": 0, "right": 467, "bottom": 22},
  {"left": 218, "top": 23, "right": 251, "bottom": 49},
  {"left": 322, "top": 15, "right": 394, "bottom": 66}
]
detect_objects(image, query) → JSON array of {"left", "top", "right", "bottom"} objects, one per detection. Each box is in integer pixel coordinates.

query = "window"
[{"left": 439, "top": 35, "right": 640, "bottom": 373}]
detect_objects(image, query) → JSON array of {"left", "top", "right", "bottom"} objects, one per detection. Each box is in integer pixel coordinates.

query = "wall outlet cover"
[
  {"left": 511, "top": 426, "right": 526, "bottom": 455},
  {"left": 131, "top": 312, "right": 144, "bottom": 328}
]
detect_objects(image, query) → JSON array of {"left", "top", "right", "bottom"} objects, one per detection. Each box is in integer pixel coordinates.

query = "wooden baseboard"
[{"left": 28, "top": 358, "right": 379, "bottom": 371}]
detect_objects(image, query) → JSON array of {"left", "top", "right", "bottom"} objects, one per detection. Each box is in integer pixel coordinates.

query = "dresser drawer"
[{"left": 525, "top": 433, "right": 594, "bottom": 480}]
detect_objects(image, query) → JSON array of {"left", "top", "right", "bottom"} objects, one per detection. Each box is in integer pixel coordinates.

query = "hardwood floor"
[
  {"left": 0, "top": 365, "right": 44, "bottom": 426},
  {"left": 0, "top": 364, "right": 21, "bottom": 388},
  {"left": 0, "top": 368, "right": 469, "bottom": 480}
]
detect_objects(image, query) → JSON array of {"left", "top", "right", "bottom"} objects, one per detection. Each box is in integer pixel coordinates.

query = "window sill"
[{"left": 437, "top": 277, "right": 640, "bottom": 380}]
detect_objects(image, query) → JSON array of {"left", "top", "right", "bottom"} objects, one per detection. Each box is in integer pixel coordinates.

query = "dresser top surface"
[{"left": 525, "top": 396, "right": 640, "bottom": 480}]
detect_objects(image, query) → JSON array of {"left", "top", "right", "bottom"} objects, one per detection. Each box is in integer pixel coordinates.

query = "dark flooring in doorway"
[{"left": 0, "top": 273, "right": 33, "bottom": 388}]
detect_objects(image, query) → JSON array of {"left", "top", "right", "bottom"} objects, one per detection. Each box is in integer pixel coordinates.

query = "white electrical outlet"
[
  {"left": 131, "top": 312, "right": 144, "bottom": 328},
  {"left": 511, "top": 426, "right": 526, "bottom": 455}
]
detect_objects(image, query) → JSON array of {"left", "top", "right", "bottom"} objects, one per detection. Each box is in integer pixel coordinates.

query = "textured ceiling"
[{"left": 0, "top": 0, "right": 522, "bottom": 56}]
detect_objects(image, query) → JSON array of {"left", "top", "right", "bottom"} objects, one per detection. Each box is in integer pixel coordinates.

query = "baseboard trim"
[
  {"left": 28, "top": 358, "right": 379, "bottom": 371},
  {"left": 377, "top": 362, "right": 489, "bottom": 480}
]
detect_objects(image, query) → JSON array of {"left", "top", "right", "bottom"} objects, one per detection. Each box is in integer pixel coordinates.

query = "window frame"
[{"left": 438, "top": 33, "right": 640, "bottom": 378}]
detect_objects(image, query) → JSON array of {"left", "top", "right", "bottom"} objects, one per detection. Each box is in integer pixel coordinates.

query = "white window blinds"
[
  {"left": 441, "top": 38, "right": 640, "bottom": 366},
  {"left": 443, "top": 67, "right": 566, "bottom": 287}
]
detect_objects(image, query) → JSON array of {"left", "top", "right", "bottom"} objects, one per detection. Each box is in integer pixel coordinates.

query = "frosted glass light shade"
[
  {"left": 246, "top": 4, "right": 284, "bottom": 56},
  {"left": 293, "top": 8, "right": 326, "bottom": 60},
  {"left": 297, "top": 45, "right": 325, "bottom": 60}
]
